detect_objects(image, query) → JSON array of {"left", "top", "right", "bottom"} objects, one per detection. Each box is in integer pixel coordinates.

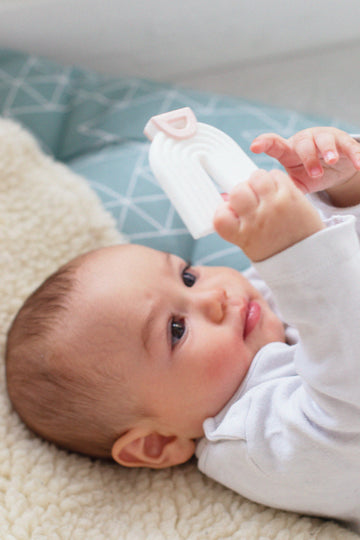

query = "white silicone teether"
[{"left": 144, "top": 107, "right": 258, "bottom": 239}]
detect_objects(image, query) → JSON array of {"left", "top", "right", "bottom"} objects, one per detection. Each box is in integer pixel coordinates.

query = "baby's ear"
[{"left": 111, "top": 427, "right": 195, "bottom": 469}]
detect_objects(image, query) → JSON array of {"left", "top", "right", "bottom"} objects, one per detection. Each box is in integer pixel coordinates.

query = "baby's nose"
[{"left": 196, "top": 288, "right": 227, "bottom": 323}]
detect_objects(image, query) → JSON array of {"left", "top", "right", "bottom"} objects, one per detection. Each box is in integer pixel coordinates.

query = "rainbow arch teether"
[{"left": 144, "top": 107, "right": 258, "bottom": 239}]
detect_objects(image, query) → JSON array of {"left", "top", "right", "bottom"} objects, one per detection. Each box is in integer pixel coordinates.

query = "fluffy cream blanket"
[{"left": 1, "top": 118, "right": 357, "bottom": 539}]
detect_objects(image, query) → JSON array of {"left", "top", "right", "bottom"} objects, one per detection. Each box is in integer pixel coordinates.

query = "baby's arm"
[
  {"left": 214, "top": 169, "right": 324, "bottom": 262},
  {"left": 250, "top": 127, "right": 360, "bottom": 206}
]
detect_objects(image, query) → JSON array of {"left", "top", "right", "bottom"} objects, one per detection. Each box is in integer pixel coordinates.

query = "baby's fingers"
[
  {"left": 213, "top": 201, "right": 241, "bottom": 245},
  {"left": 250, "top": 133, "right": 291, "bottom": 161},
  {"left": 289, "top": 130, "right": 324, "bottom": 178},
  {"left": 334, "top": 132, "right": 360, "bottom": 169},
  {"left": 215, "top": 180, "right": 259, "bottom": 244},
  {"left": 291, "top": 128, "right": 360, "bottom": 177},
  {"left": 312, "top": 131, "right": 339, "bottom": 166},
  {"left": 311, "top": 128, "right": 360, "bottom": 169}
]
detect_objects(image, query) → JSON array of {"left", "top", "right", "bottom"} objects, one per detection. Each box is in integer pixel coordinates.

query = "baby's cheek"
[{"left": 205, "top": 341, "right": 247, "bottom": 389}]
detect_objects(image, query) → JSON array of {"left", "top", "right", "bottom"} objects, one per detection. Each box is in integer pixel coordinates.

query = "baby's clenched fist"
[{"left": 214, "top": 169, "right": 324, "bottom": 262}]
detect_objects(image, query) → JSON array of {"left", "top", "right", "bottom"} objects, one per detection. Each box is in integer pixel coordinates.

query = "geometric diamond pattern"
[
  {"left": 1, "top": 48, "right": 355, "bottom": 271},
  {"left": 0, "top": 50, "right": 72, "bottom": 155}
]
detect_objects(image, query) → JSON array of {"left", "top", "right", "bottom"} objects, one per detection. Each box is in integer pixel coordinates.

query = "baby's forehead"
[
  {"left": 78, "top": 244, "right": 175, "bottom": 281},
  {"left": 79, "top": 244, "right": 160, "bottom": 269},
  {"left": 73, "top": 244, "right": 162, "bottom": 306}
]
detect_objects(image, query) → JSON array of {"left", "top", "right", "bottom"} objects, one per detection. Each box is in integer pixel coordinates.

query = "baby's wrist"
[
  {"left": 249, "top": 207, "right": 324, "bottom": 263},
  {"left": 325, "top": 171, "right": 360, "bottom": 208}
]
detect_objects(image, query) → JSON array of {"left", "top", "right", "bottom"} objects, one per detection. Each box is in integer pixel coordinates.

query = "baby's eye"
[
  {"left": 170, "top": 317, "right": 186, "bottom": 347},
  {"left": 182, "top": 265, "right": 196, "bottom": 287}
]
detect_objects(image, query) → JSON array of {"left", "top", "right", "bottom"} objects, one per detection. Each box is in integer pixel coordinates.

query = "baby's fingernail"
[
  {"left": 221, "top": 192, "right": 230, "bottom": 201},
  {"left": 325, "top": 151, "right": 337, "bottom": 163},
  {"left": 310, "top": 167, "right": 322, "bottom": 177}
]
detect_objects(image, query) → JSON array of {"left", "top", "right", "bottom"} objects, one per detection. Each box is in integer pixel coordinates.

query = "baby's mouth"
[{"left": 243, "top": 301, "right": 261, "bottom": 339}]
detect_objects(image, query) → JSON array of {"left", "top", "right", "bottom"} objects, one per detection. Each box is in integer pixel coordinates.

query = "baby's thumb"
[{"left": 213, "top": 202, "right": 241, "bottom": 245}]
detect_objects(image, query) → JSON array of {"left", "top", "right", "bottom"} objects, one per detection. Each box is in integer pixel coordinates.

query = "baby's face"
[{"left": 75, "top": 245, "right": 285, "bottom": 440}]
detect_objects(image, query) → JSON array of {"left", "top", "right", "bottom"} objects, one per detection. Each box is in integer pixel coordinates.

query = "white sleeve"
[
  {"left": 254, "top": 214, "right": 360, "bottom": 424},
  {"left": 309, "top": 191, "right": 360, "bottom": 237},
  {"left": 245, "top": 194, "right": 360, "bottom": 304}
]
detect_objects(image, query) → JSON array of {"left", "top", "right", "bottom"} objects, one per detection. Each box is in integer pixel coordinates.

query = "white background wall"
[{"left": 0, "top": 0, "right": 360, "bottom": 124}]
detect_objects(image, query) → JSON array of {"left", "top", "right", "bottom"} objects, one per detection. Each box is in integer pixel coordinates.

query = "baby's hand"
[
  {"left": 214, "top": 169, "right": 324, "bottom": 262},
  {"left": 250, "top": 127, "right": 360, "bottom": 194}
]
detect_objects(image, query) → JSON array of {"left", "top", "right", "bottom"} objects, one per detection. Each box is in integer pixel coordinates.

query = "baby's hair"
[{"left": 5, "top": 251, "right": 138, "bottom": 459}]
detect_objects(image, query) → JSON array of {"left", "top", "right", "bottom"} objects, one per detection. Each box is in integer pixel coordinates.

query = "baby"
[{"left": 5, "top": 127, "right": 360, "bottom": 532}]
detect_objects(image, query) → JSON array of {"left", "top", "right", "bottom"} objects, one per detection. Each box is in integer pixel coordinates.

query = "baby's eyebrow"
[{"left": 141, "top": 252, "right": 174, "bottom": 355}]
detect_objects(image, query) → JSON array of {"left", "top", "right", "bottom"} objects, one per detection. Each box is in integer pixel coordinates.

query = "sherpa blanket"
[{"left": 1, "top": 118, "right": 358, "bottom": 540}]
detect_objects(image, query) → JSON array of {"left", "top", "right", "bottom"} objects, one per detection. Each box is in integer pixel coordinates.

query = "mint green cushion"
[{"left": 1, "top": 48, "right": 358, "bottom": 271}]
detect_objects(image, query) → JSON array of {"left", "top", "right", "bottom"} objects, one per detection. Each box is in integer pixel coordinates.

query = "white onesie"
[{"left": 196, "top": 193, "right": 360, "bottom": 533}]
